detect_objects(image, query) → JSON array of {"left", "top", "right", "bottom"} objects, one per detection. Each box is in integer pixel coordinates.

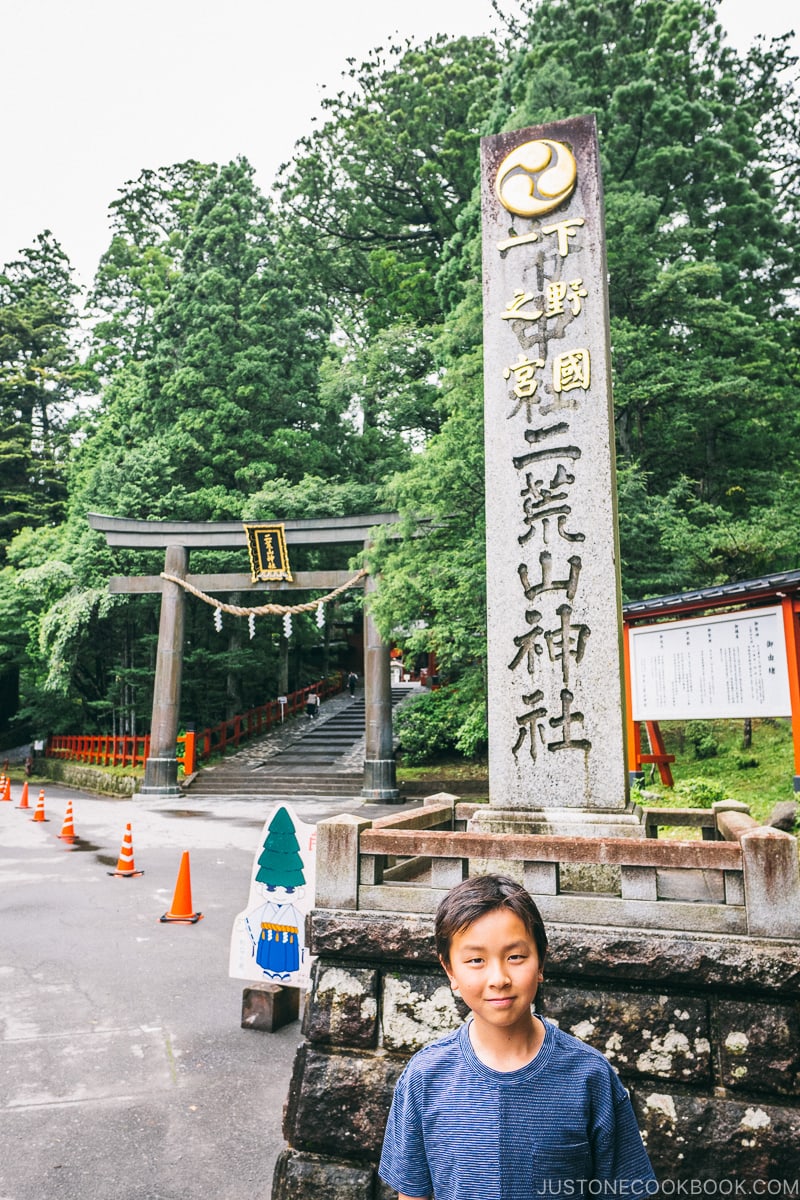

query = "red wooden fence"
[
  {"left": 45, "top": 733, "right": 151, "bottom": 769},
  {"left": 46, "top": 673, "right": 344, "bottom": 776}
]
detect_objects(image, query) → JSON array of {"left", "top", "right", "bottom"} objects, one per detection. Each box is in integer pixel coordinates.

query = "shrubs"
[
  {"left": 674, "top": 778, "right": 727, "bottom": 808},
  {"left": 395, "top": 676, "right": 487, "bottom": 765},
  {"left": 734, "top": 754, "right": 760, "bottom": 770},
  {"left": 394, "top": 688, "right": 456, "bottom": 762},
  {"left": 685, "top": 721, "right": 718, "bottom": 760}
]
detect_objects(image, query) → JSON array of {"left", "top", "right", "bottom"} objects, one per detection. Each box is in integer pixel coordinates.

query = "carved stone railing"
[{"left": 315, "top": 794, "right": 800, "bottom": 940}]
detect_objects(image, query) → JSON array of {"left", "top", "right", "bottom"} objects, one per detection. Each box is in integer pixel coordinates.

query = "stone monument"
[{"left": 478, "top": 114, "right": 640, "bottom": 835}]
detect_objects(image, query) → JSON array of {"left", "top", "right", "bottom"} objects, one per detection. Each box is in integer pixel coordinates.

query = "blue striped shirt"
[{"left": 379, "top": 1018, "right": 657, "bottom": 1200}]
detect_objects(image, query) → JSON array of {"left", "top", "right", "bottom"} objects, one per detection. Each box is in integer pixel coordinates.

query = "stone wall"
[
  {"left": 273, "top": 910, "right": 800, "bottom": 1199},
  {"left": 38, "top": 757, "right": 137, "bottom": 796}
]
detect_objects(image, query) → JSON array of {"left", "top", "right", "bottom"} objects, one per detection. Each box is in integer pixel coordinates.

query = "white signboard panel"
[
  {"left": 229, "top": 802, "right": 316, "bottom": 988},
  {"left": 629, "top": 606, "right": 791, "bottom": 720}
]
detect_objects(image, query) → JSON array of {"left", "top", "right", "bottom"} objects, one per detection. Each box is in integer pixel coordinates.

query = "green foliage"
[
  {"left": 685, "top": 720, "right": 719, "bottom": 760},
  {"left": 278, "top": 35, "right": 501, "bottom": 337},
  {"left": 490, "top": 0, "right": 800, "bottom": 593},
  {"left": 372, "top": 0, "right": 800, "bottom": 745},
  {"left": 7, "top": 157, "right": 370, "bottom": 737},
  {"left": 453, "top": 681, "right": 489, "bottom": 758},
  {"left": 617, "top": 467, "right": 800, "bottom": 597},
  {"left": 673, "top": 777, "right": 727, "bottom": 808},
  {"left": 243, "top": 476, "right": 379, "bottom": 523},
  {"left": 38, "top": 587, "right": 117, "bottom": 694},
  {"left": 323, "top": 322, "right": 445, "bottom": 456},
  {"left": 87, "top": 161, "right": 218, "bottom": 378},
  {"left": 139, "top": 157, "right": 336, "bottom": 506},
  {"left": 277, "top": 34, "right": 501, "bottom": 484},
  {"left": 363, "top": 0, "right": 800, "bottom": 773},
  {"left": 734, "top": 754, "right": 759, "bottom": 770},
  {"left": 0, "top": 232, "right": 94, "bottom": 558},
  {"left": 76, "top": 158, "right": 345, "bottom": 526},
  {"left": 367, "top": 294, "right": 487, "bottom": 678},
  {"left": 395, "top": 689, "right": 456, "bottom": 761},
  {"left": 645, "top": 718, "right": 795, "bottom": 822},
  {"left": 496, "top": 0, "right": 798, "bottom": 308},
  {"left": 395, "top": 671, "right": 487, "bottom": 764}
]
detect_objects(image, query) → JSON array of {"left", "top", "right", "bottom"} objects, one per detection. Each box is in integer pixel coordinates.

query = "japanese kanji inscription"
[{"left": 481, "top": 115, "right": 628, "bottom": 818}]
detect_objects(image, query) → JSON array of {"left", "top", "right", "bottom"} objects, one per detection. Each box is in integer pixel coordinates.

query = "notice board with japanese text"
[{"left": 628, "top": 606, "right": 791, "bottom": 720}]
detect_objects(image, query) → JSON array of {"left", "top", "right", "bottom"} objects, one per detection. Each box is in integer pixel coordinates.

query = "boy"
[{"left": 379, "top": 874, "right": 657, "bottom": 1200}]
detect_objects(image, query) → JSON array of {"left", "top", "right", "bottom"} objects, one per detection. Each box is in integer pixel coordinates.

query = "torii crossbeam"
[{"left": 88, "top": 512, "right": 402, "bottom": 802}]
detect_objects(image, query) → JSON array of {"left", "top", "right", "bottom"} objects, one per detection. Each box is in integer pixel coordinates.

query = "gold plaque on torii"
[{"left": 243, "top": 524, "right": 293, "bottom": 583}]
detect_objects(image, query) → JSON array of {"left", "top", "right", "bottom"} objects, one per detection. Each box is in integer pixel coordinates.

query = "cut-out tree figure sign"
[{"left": 229, "top": 803, "right": 316, "bottom": 987}]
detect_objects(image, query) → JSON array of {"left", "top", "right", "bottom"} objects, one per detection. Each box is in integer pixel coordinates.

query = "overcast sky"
[{"left": 0, "top": 0, "right": 795, "bottom": 290}]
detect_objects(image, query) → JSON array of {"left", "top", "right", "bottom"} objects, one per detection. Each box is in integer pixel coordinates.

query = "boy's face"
[{"left": 441, "top": 907, "right": 543, "bottom": 1033}]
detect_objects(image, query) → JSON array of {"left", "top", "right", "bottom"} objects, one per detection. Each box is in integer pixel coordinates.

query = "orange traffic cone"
[
  {"left": 31, "top": 789, "right": 49, "bottom": 822},
  {"left": 1, "top": 776, "right": 11, "bottom": 801},
  {"left": 16, "top": 781, "right": 30, "bottom": 810},
  {"left": 57, "top": 800, "right": 76, "bottom": 842},
  {"left": 160, "top": 851, "right": 203, "bottom": 924},
  {"left": 108, "top": 823, "right": 144, "bottom": 877}
]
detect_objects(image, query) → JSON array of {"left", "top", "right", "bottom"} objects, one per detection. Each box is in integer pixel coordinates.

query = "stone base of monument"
[
  {"left": 271, "top": 909, "right": 800, "bottom": 1199},
  {"left": 465, "top": 810, "right": 643, "bottom": 895},
  {"left": 467, "top": 802, "right": 647, "bottom": 838}
]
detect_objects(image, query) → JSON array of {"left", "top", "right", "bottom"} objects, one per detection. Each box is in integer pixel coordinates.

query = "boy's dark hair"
[{"left": 435, "top": 873, "right": 548, "bottom": 967}]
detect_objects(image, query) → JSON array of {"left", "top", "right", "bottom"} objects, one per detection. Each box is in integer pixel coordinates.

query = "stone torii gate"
[{"left": 88, "top": 512, "right": 401, "bottom": 802}]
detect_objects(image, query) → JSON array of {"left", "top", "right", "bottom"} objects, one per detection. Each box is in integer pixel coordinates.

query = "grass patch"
[
  {"left": 1, "top": 769, "right": 50, "bottom": 785},
  {"left": 636, "top": 717, "right": 795, "bottom": 825},
  {"left": 92, "top": 763, "right": 145, "bottom": 778},
  {"left": 396, "top": 754, "right": 489, "bottom": 783},
  {"left": 397, "top": 720, "right": 797, "bottom": 828}
]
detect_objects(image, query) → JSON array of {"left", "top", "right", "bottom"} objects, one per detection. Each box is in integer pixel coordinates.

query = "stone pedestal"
[
  {"left": 136, "top": 755, "right": 181, "bottom": 799},
  {"left": 469, "top": 802, "right": 646, "bottom": 839},
  {"left": 271, "top": 909, "right": 800, "bottom": 1200},
  {"left": 241, "top": 984, "right": 300, "bottom": 1033},
  {"left": 361, "top": 758, "right": 398, "bottom": 802}
]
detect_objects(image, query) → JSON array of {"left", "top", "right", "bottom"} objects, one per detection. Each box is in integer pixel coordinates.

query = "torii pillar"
[
  {"left": 362, "top": 568, "right": 399, "bottom": 801},
  {"left": 138, "top": 544, "right": 187, "bottom": 797}
]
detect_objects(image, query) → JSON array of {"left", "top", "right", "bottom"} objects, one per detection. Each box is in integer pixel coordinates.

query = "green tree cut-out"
[{"left": 255, "top": 806, "right": 305, "bottom": 888}]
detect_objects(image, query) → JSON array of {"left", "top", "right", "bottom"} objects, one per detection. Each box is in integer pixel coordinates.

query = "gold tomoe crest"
[{"left": 495, "top": 139, "right": 577, "bottom": 218}]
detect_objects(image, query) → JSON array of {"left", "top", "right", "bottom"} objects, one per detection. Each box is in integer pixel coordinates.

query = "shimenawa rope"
[{"left": 159, "top": 568, "right": 368, "bottom": 618}]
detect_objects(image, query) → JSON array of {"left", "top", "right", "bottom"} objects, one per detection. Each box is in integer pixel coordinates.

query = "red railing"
[
  {"left": 46, "top": 673, "right": 345, "bottom": 776},
  {"left": 176, "top": 673, "right": 344, "bottom": 775},
  {"left": 46, "top": 733, "right": 151, "bottom": 769}
]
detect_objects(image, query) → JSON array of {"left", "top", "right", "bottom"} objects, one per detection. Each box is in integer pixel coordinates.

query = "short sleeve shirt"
[{"left": 379, "top": 1019, "right": 657, "bottom": 1200}]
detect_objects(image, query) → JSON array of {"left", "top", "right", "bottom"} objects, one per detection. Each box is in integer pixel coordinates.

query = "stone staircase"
[{"left": 185, "top": 684, "right": 419, "bottom": 800}]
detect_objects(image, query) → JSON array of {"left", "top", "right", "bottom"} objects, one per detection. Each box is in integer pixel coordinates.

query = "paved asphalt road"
[{"left": 0, "top": 778, "right": 416, "bottom": 1200}]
